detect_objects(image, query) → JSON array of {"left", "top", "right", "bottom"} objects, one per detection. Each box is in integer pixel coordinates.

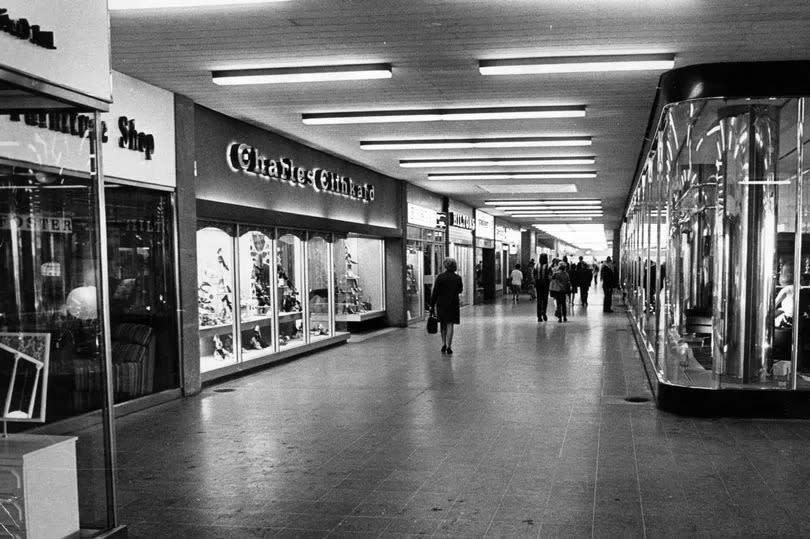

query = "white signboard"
[
  {"left": 1, "top": 1, "right": 111, "bottom": 104},
  {"left": 495, "top": 224, "right": 508, "bottom": 242},
  {"left": 407, "top": 203, "right": 439, "bottom": 228},
  {"left": 475, "top": 210, "right": 494, "bottom": 240},
  {"left": 0, "top": 71, "right": 176, "bottom": 188}
]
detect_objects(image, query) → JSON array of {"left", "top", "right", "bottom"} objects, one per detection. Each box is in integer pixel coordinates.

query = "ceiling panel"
[{"left": 110, "top": 0, "right": 810, "bottom": 230}]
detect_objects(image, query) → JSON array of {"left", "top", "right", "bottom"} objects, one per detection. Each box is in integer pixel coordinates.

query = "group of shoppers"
[{"left": 427, "top": 254, "right": 619, "bottom": 353}]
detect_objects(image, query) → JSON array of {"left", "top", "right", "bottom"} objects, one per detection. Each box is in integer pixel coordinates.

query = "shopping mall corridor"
[{"left": 113, "top": 290, "right": 810, "bottom": 538}]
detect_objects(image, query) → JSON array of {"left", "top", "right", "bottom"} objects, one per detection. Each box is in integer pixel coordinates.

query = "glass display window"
[
  {"left": 106, "top": 185, "right": 178, "bottom": 401},
  {"left": 406, "top": 241, "right": 423, "bottom": 321},
  {"left": 277, "top": 229, "right": 305, "bottom": 348},
  {"left": 334, "top": 234, "right": 385, "bottom": 322},
  {"left": 307, "top": 232, "right": 333, "bottom": 341},
  {"left": 238, "top": 228, "right": 275, "bottom": 360},
  {"left": 197, "top": 224, "right": 237, "bottom": 373}
]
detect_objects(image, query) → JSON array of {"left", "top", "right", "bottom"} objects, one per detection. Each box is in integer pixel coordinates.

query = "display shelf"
[
  {"left": 279, "top": 311, "right": 302, "bottom": 321},
  {"left": 335, "top": 309, "right": 386, "bottom": 322},
  {"left": 239, "top": 314, "right": 273, "bottom": 330},
  {"left": 199, "top": 322, "right": 234, "bottom": 337},
  {"left": 242, "top": 347, "right": 273, "bottom": 362}
]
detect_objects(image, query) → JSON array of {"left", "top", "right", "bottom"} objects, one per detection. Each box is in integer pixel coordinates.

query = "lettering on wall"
[
  {"left": 449, "top": 211, "right": 475, "bottom": 231},
  {"left": 0, "top": 214, "right": 72, "bottom": 234},
  {"left": 5, "top": 113, "right": 157, "bottom": 160},
  {"left": 0, "top": 8, "right": 56, "bottom": 50},
  {"left": 118, "top": 116, "right": 155, "bottom": 160},
  {"left": 227, "top": 142, "right": 375, "bottom": 204}
]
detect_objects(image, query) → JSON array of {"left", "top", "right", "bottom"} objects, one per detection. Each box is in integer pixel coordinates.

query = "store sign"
[
  {"left": 0, "top": 7, "right": 56, "bottom": 49},
  {"left": 0, "top": 213, "right": 72, "bottom": 234},
  {"left": 475, "top": 210, "right": 494, "bottom": 240},
  {"left": 449, "top": 211, "right": 475, "bottom": 231},
  {"left": 507, "top": 228, "right": 522, "bottom": 244},
  {"left": 227, "top": 142, "right": 375, "bottom": 204},
  {"left": 0, "top": 71, "right": 176, "bottom": 188},
  {"left": 407, "top": 203, "right": 439, "bottom": 228},
  {"left": 495, "top": 225, "right": 508, "bottom": 242},
  {"left": 2, "top": 1, "right": 111, "bottom": 104}
]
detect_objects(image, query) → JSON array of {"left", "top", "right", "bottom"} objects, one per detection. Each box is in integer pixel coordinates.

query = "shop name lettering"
[
  {"left": 6, "top": 113, "right": 156, "bottom": 159},
  {"left": 449, "top": 212, "right": 474, "bottom": 230},
  {"left": 0, "top": 8, "right": 56, "bottom": 49},
  {"left": 0, "top": 214, "right": 72, "bottom": 234},
  {"left": 228, "top": 143, "right": 375, "bottom": 203}
]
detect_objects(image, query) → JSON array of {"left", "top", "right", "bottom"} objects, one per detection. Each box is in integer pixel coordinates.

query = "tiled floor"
[{"left": 112, "top": 289, "right": 810, "bottom": 537}]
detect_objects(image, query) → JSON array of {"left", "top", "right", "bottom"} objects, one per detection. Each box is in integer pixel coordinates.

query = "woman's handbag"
[
  {"left": 426, "top": 309, "right": 438, "bottom": 334},
  {"left": 549, "top": 275, "right": 563, "bottom": 294}
]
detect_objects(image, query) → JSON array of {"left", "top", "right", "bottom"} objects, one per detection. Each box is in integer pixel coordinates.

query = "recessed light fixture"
[
  {"left": 479, "top": 53, "right": 675, "bottom": 75},
  {"left": 302, "top": 105, "right": 586, "bottom": 125},
  {"left": 212, "top": 64, "right": 392, "bottom": 85},
  {"left": 361, "top": 136, "right": 591, "bottom": 150},
  {"left": 428, "top": 171, "right": 596, "bottom": 180},
  {"left": 400, "top": 156, "right": 595, "bottom": 168},
  {"left": 484, "top": 199, "right": 600, "bottom": 206},
  {"left": 109, "top": 0, "right": 288, "bottom": 8}
]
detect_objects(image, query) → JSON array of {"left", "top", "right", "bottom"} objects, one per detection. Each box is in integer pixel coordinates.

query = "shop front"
[
  {"left": 192, "top": 106, "right": 402, "bottom": 381},
  {"left": 405, "top": 186, "right": 445, "bottom": 323},
  {"left": 447, "top": 202, "right": 475, "bottom": 307},
  {"left": 0, "top": 1, "right": 130, "bottom": 534},
  {"left": 495, "top": 223, "right": 508, "bottom": 295},
  {"left": 474, "top": 210, "right": 495, "bottom": 303}
]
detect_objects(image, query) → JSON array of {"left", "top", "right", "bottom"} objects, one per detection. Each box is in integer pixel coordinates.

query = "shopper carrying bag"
[
  {"left": 429, "top": 257, "right": 463, "bottom": 354},
  {"left": 426, "top": 307, "right": 438, "bottom": 334}
]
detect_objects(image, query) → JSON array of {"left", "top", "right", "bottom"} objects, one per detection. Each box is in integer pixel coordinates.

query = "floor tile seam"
[
  {"left": 716, "top": 421, "right": 780, "bottom": 501},
  {"left": 629, "top": 407, "right": 648, "bottom": 539},
  {"left": 590, "top": 400, "right": 604, "bottom": 539},
  {"left": 692, "top": 418, "right": 744, "bottom": 506}
]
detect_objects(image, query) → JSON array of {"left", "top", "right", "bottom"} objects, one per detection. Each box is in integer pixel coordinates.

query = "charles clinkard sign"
[{"left": 227, "top": 142, "right": 375, "bottom": 204}]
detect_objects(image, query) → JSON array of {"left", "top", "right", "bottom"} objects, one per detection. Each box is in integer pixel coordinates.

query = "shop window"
[
  {"left": 307, "top": 233, "right": 332, "bottom": 341},
  {"left": 334, "top": 234, "right": 385, "bottom": 321},
  {"left": 277, "top": 230, "right": 305, "bottom": 348},
  {"left": 106, "top": 185, "right": 178, "bottom": 401},
  {"left": 406, "top": 241, "right": 423, "bottom": 320},
  {"left": 197, "top": 224, "right": 236, "bottom": 373},
  {"left": 239, "top": 228, "right": 274, "bottom": 360}
]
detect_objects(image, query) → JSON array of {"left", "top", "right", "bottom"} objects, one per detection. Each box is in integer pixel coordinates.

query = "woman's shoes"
[
  {"left": 543, "top": 314, "right": 548, "bottom": 321},
  {"left": 441, "top": 345, "right": 447, "bottom": 354},
  {"left": 563, "top": 316, "right": 568, "bottom": 322},
  {"left": 557, "top": 316, "right": 562, "bottom": 323},
  {"left": 446, "top": 348, "right": 453, "bottom": 355}
]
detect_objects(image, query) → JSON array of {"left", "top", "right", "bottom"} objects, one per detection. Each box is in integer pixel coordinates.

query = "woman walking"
[
  {"left": 430, "top": 257, "right": 463, "bottom": 354},
  {"left": 550, "top": 261, "right": 572, "bottom": 322},
  {"left": 509, "top": 263, "right": 523, "bottom": 303},
  {"left": 535, "top": 253, "right": 551, "bottom": 321}
]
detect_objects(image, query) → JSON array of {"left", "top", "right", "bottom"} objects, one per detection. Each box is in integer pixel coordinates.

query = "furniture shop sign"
[{"left": 227, "top": 142, "right": 375, "bottom": 204}]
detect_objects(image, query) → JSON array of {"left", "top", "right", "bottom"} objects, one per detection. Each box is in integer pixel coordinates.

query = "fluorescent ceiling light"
[
  {"left": 500, "top": 208, "right": 603, "bottom": 213},
  {"left": 509, "top": 210, "right": 603, "bottom": 215},
  {"left": 484, "top": 199, "right": 600, "bottom": 206},
  {"left": 428, "top": 171, "right": 596, "bottom": 180},
  {"left": 110, "top": 0, "right": 287, "bottom": 8},
  {"left": 302, "top": 105, "right": 586, "bottom": 125},
  {"left": 479, "top": 54, "right": 675, "bottom": 75},
  {"left": 212, "top": 64, "right": 391, "bottom": 85},
  {"left": 534, "top": 224, "right": 608, "bottom": 250},
  {"left": 361, "top": 136, "right": 591, "bottom": 150},
  {"left": 401, "top": 156, "right": 594, "bottom": 168},
  {"left": 532, "top": 217, "right": 594, "bottom": 222},
  {"left": 476, "top": 184, "right": 578, "bottom": 194}
]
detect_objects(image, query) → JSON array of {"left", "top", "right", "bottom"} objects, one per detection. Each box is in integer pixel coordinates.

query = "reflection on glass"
[
  {"left": 106, "top": 186, "right": 178, "bottom": 401},
  {"left": 197, "top": 226, "right": 236, "bottom": 372},
  {"left": 307, "top": 234, "right": 332, "bottom": 341},
  {"left": 277, "top": 231, "right": 304, "bottom": 348},
  {"left": 239, "top": 230, "right": 274, "bottom": 359}
]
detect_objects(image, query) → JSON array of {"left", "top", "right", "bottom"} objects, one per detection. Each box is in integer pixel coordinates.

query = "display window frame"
[{"left": 334, "top": 233, "right": 387, "bottom": 323}]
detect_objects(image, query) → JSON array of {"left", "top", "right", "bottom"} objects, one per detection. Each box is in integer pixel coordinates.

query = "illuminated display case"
[
  {"left": 197, "top": 225, "right": 237, "bottom": 373},
  {"left": 334, "top": 234, "right": 385, "bottom": 322},
  {"left": 620, "top": 61, "right": 810, "bottom": 417},
  {"left": 238, "top": 228, "right": 274, "bottom": 361},
  {"left": 307, "top": 233, "right": 333, "bottom": 342},
  {"left": 277, "top": 230, "right": 305, "bottom": 349}
]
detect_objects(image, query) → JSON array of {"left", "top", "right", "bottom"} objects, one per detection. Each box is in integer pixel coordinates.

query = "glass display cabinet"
[
  {"left": 621, "top": 61, "right": 810, "bottom": 416},
  {"left": 197, "top": 224, "right": 356, "bottom": 375},
  {"left": 334, "top": 234, "right": 385, "bottom": 322},
  {"left": 197, "top": 224, "right": 237, "bottom": 373}
]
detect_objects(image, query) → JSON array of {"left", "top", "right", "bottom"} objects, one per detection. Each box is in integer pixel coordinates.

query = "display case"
[
  {"left": 620, "top": 61, "right": 810, "bottom": 416},
  {"left": 307, "top": 233, "right": 333, "bottom": 342},
  {"left": 276, "top": 230, "right": 305, "bottom": 349},
  {"left": 334, "top": 234, "right": 385, "bottom": 322},
  {"left": 238, "top": 228, "right": 275, "bottom": 360},
  {"left": 197, "top": 225, "right": 236, "bottom": 373}
]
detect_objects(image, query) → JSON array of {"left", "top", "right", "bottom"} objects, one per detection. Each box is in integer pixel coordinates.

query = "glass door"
[{"left": 406, "top": 241, "right": 423, "bottom": 321}]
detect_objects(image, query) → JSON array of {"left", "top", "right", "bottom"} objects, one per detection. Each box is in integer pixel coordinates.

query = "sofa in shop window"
[{"left": 72, "top": 322, "right": 156, "bottom": 404}]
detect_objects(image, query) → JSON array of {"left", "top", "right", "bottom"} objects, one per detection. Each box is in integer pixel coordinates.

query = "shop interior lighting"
[
  {"left": 109, "top": 0, "right": 288, "bottom": 8},
  {"left": 302, "top": 105, "right": 586, "bottom": 125},
  {"left": 400, "top": 156, "right": 595, "bottom": 168},
  {"left": 212, "top": 64, "right": 392, "bottom": 85},
  {"left": 361, "top": 136, "right": 591, "bottom": 150},
  {"left": 428, "top": 171, "right": 596, "bottom": 180},
  {"left": 484, "top": 199, "right": 600, "bottom": 206},
  {"left": 479, "top": 54, "right": 675, "bottom": 75}
]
